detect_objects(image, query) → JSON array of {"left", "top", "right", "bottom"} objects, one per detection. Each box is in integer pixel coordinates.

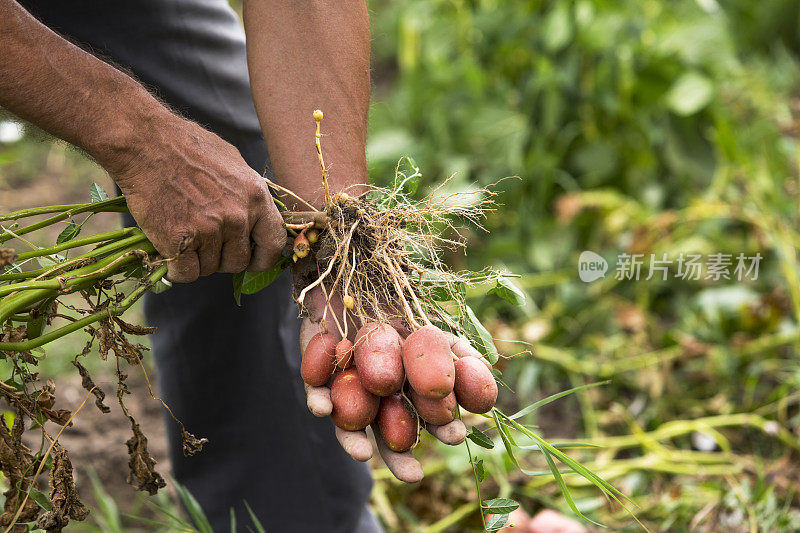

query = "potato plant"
[{"left": 0, "top": 112, "right": 639, "bottom": 532}]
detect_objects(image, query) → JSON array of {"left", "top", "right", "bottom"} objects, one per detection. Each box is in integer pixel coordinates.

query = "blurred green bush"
[{"left": 365, "top": 0, "right": 800, "bottom": 530}]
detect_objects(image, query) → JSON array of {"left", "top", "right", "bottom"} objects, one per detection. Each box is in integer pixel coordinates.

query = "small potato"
[
  {"left": 402, "top": 325, "right": 455, "bottom": 399},
  {"left": 301, "top": 332, "right": 337, "bottom": 387},
  {"left": 330, "top": 368, "right": 379, "bottom": 431},
  {"left": 335, "top": 338, "right": 354, "bottom": 369},
  {"left": 448, "top": 333, "right": 492, "bottom": 369},
  {"left": 410, "top": 389, "right": 457, "bottom": 426},
  {"left": 377, "top": 394, "right": 418, "bottom": 452},
  {"left": 354, "top": 323, "right": 404, "bottom": 396},
  {"left": 454, "top": 356, "right": 498, "bottom": 414}
]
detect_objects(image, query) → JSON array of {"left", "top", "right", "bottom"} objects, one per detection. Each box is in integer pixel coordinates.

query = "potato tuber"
[
  {"left": 330, "top": 368, "right": 379, "bottom": 431},
  {"left": 335, "top": 338, "right": 354, "bottom": 369},
  {"left": 354, "top": 323, "right": 404, "bottom": 396},
  {"left": 402, "top": 325, "right": 455, "bottom": 399},
  {"left": 409, "top": 389, "right": 457, "bottom": 426},
  {"left": 301, "top": 332, "right": 338, "bottom": 387},
  {"left": 453, "top": 356, "right": 497, "bottom": 414},
  {"left": 377, "top": 394, "right": 418, "bottom": 452}
]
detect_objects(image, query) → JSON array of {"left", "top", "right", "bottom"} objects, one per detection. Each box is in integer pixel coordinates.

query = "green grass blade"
[
  {"left": 174, "top": 481, "right": 214, "bottom": 533},
  {"left": 508, "top": 381, "right": 609, "bottom": 421},
  {"left": 146, "top": 501, "right": 196, "bottom": 530},
  {"left": 539, "top": 443, "right": 601, "bottom": 527},
  {"left": 244, "top": 501, "right": 267, "bottom": 533},
  {"left": 126, "top": 514, "right": 195, "bottom": 531}
]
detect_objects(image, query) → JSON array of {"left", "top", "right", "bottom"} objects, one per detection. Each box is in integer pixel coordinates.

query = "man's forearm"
[
  {"left": 0, "top": 0, "right": 175, "bottom": 174},
  {"left": 0, "top": 0, "right": 288, "bottom": 281},
  {"left": 242, "top": 0, "right": 371, "bottom": 209}
]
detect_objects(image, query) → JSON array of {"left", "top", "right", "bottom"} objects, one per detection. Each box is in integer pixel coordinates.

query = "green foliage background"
[
  {"left": 364, "top": 0, "right": 800, "bottom": 531},
  {"left": 2, "top": 0, "right": 800, "bottom": 531}
]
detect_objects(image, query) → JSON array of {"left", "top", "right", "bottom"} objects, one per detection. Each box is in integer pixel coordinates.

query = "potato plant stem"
[
  {"left": 0, "top": 232, "right": 148, "bottom": 282},
  {"left": 0, "top": 264, "right": 168, "bottom": 353},
  {"left": 15, "top": 227, "right": 140, "bottom": 261},
  {"left": 0, "top": 198, "right": 129, "bottom": 244},
  {"left": 0, "top": 242, "right": 155, "bottom": 323},
  {"left": 0, "top": 196, "right": 127, "bottom": 223}
]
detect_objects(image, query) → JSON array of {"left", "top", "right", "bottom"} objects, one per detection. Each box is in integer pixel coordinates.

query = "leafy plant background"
[{"left": 1, "top": 0, "right": 800, "bottom": 531}]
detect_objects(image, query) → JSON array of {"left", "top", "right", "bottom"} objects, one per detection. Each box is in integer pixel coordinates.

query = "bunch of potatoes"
[{"left": 301, "top": 322, "right": 498, "bottom": 452}]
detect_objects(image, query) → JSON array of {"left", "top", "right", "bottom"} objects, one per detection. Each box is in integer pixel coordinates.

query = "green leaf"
[
  {"left": 233, "top": 271, "right": 245, "bottom": 306},
  {"left": 517, "top": 442, "right": 600, "bottom": 451},
  {"left": 126, "top": 515, "right": 181, "bottom": 529},
  {"left": 90, "top": 183, "right": 110, "bottom": 203},
  {"left": 485, "top": 513, "right": 509, "bottom": 531},
  {"left": 462, "top": 305, "right": 498, "bottom": 364},
  {"left": 474, "top": 458, "right": 486, "bottom": 482},
  {"left": 123, "top": 265, "right": 146, "bottom": 279},
  {"left": 543, "top": 2, "right": 572, "bottom": 51},
  {"left": 174, "top": 481, "right": 213, "bottom": 533},
  {"left": 2, "top": 263, "right": 22, "bottom": 274},
  {"left": 467, "top": 426, "right": 495, "bottom": 449},
  {"left": 488, "top": 277, "right": 526, "bottom": 306},
  {"left": 230, "top": 508, "right": 237, "bottom": 533},
  {"left": 538, "top": 442, "right": 597, "bottom": 525},
  {"left": 236, "top": 256, "right": 290, "bottom": 300},
  {"left": 399, "top": 156, "right": 420, "bottom": 195},
  {"left": 87, "top": 469, "right": 122, "bottom": 532},
  {"left": 29, "top": 489, "right": 52, "bottom": 511},
  {"left": 508, "top": 381, "right": 609, "bottom": 420},
  {"left": 243, "top": 501, "right": 267, "bottom": 533},
  {"left": 666, "top": 71, "right": 714, "bottom": 116},
  {"left": 56, "top": 220, "right": 81, "bottom": 244},
  {"left": 138, "top": 501, "right": 193, "bottom": 529},
  {"left": 498, "top": 410, "right": 640, "bottom": 523},
  {"left": 37, "top": 254, "right": 64, "bottom": 269},
  {"left": 482, "top": 498, "right": 519, "bottom": 515},
  {"left": 150, "top": 278, "right": 172, "bottom": 294}
]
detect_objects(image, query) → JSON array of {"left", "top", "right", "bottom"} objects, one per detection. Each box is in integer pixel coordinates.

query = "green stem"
[
  {"left": 0, "top": 197, "right": 128, "bottom": 245},
  {"left": 0, "top": 242, "right": 155, "bottom": 323},
  {"left": 463, "top": 414, "right": 487, "bottom": 531},
  {"left": 0, "top": 264, "right": 167, "bottom": 352},
  {"left": 15, "top": 227, "right": 140, "bottom": 261},
  {"left": 0, "top": 197, "right": 125, "bottom": 222},
  {"left": 0, "top": 232, "right": 147, "bottom": 282}
]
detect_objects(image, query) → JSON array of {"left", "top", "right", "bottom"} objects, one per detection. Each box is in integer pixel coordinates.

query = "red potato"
[
  {"left": 377, "top": 394, "right": 418, "bottom": 452},
  {"left": 410, "top": 389, "right": 457, "bottom": 426},
  {"left": 330, "top": 368, "right": 379, "bottom": 431},
  {"left": 354, "top": 323, "right": 404, "bottom": 396},
  {"left": 449, "top": 334, "right": 492, "bottom": 370},
  {"left": 454, "top": 356, "right": 498, "bottom": 414},
  {"left": 402, "top": 325, "right": 455, "bottom": 399},
  {"left": 300, "top": 332, "right": 338, "bottom": 387},
  {"left": 485, "top": 507, "right": 531, "bottom": 532},
  {"left": 335, "top": 338, "right": 354, "bottom": 369}
]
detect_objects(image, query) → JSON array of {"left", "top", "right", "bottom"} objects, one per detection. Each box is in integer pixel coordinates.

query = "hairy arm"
[
  {"left": 242, "top": 0, "right": 371, "bottom": 208},
  {"left": 0, "top": 0, "right": 286, "bottom": 282},
  {"left": 0, "top": 0, "right": 159, "bottom": 173}
]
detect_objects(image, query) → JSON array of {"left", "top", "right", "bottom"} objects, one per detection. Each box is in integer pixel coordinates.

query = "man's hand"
[
  {"left": 0, "top": 1, "right": 286, "bottom": 282},
  {"left": 109, "top": 117, "right": 286, "bottom": 283},
  {"left": 299, "top": 287, "right": 466, "bottom": 483}
]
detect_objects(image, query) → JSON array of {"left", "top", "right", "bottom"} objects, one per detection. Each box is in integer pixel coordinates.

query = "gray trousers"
[{"left": 16, "top": 1, "right": 380, "bottom": 531}]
